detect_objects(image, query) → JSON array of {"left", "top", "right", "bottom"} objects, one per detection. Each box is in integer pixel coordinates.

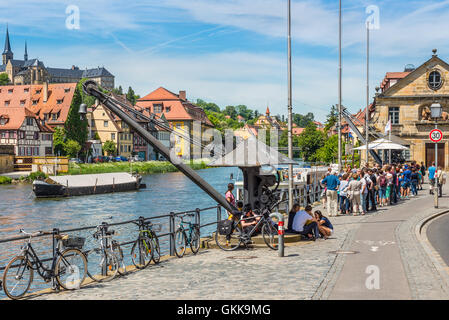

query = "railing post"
[
  {"left": 101, "top": 222, "right": 107, "bottom": 276},
  {"left": 138, "top": 216, "right": 145, "bottom": 266},
  {"left": 169, "top": 212, "right": 175, "bottom": 256},
  {"left": 195, "top": 208, "right": 200, "bottom": 229},
  {"left": 217, "top": 205, "right": 222, "bottom": 222},
  {"left": 52, "top": 228, "right": 60, "bottom": 291}
]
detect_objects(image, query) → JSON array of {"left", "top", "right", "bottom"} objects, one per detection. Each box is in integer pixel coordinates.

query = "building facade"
[
  {"left": 372, "top": 50, "right": 449, "bottom": 168},
  {"left": 1, "top": 26, "right": 114, "bottom": 88}
]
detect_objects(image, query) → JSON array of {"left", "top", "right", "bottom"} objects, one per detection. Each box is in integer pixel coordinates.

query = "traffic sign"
[{"left": 430, "top": 129, "right": 443, "bottom": 143}]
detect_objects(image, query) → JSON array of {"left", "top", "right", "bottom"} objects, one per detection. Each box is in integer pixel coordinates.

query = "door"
[{"left": 425, "top": 143, "right": 445, "bottom": 168}]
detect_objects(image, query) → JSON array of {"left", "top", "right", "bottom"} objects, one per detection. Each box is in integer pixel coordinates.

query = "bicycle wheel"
[
  {"left": 2, "top": 256, "right": 34, "bottom": 299},
  {"left": 150, "top": 234, "right": 161, "bottom": 264},
  {"left": 262, "top": 222, "right": 279, "bottom": 250},
  {"left": 215, "top": 226, "right": 242, "bottom": 251},
  {"left": 86, "top": 248, "right": 118, "bottom": 282},
  {"left": 174, "top": 229, "right": 186, "bottom": 258},
  {"left": 113, "top": 243, "right": 128, "bottom": 275},
  {"left": 190, "top": 226, "right": 201, "bottom": 254},
  {"left": 131, "top": 237, "right": 153, "bottom": 269},
  {"left": 55, "top": 248, "right": 87, "bottom": 289}
]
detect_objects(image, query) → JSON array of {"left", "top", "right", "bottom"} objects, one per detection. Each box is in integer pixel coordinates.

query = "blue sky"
[{"left": 2, "top": 0, "right": 449, "bottom": 122}]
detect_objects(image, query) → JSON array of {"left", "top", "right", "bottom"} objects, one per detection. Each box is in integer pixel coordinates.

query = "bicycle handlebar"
[{"left": 19, "top": 229, "right": 47, "bottom": 237}]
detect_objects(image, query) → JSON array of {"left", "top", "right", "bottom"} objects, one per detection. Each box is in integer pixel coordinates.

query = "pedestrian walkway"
[{"left": 29, "top": 184, "right": 449, "bottom": 300}]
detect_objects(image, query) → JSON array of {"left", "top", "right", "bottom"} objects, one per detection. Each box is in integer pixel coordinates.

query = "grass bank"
[
  {"left": 0, "top": 176, "right": 12, "bottom": 184},
  {"left": 66, "top": 160, "right": 209, "bottom": 175}
]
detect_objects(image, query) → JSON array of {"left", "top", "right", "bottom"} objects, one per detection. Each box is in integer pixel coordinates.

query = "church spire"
[
  {"left": 2, "top": 24, "right": 13, "bottom": 64},
  {"left": 24, "top": 41, "right": 28, "bottom": 61}
]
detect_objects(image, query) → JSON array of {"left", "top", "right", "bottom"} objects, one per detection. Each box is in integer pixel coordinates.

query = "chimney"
[
  {"left": 179, "top": 90, "right": 186, "bottom": 101},
  {"left": 43, "top": 81, "right": 48, "bottom": 103}
]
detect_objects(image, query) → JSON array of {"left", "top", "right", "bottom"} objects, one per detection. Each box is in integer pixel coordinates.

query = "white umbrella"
[{"left": 352, "top": 138, "right": 409, "bottom": 151}]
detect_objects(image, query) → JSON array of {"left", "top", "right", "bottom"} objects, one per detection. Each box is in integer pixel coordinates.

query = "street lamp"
[
  {"left": 430, "top": 102, "right": 442, "bottom": 208},
  {"left": 79, "top": 103, "right": 87, "bottom": 120}
]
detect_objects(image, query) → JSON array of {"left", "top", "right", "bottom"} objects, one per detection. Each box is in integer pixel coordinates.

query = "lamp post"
[
  {"left": 430, "top": 102, "right": 442, "bottom": 208},
  {"left": 287, "top": 0, "right": 294, "bottom": 211}
]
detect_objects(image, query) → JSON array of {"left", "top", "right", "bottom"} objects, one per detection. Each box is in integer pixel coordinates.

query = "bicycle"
[
  {"left": 2, "top": 228, "right": 87, "bottom": 300},
  {"left": 215, "top": 208, "right": 279, "bottom": 251},
  {"left": 131, "top": 217, "right": 161, "bottom": 269},
  {"left": 174, "top": 213, "right": 200, "bottom": 258},
  {"left": 86, "top": 223, "right": 126, "bottom": 282}
]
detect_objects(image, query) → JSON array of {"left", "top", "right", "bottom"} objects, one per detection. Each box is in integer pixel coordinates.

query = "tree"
[
  {"left": 297, "top": 122, "right": 325, "bottom": 162},
  {"left": 103, "top": 140, "right": 116, "bottom": 156},
  {"left": 126, "top": 86, "right": 138, "bottom": 105},
  {"left": 316, "top": 134, "right": 339, "bottom": 163},
  {"left": 0, "top": 73, "right": 10, "bottom": 85},
  {"left": 65, "top": 82, "right": 88, "bottom": 148},
  {"left": 325, "top": 105, "right": 338, "bottom": 132},
  {"left": 293, "top": 112, "right": 314, "bottom": 127},
  {"left": 224, "top": 105, "right": 237, "bottom": 119},
  {"left": 196, "top": 99, "right": 221, "bottom": 113},
  {"left": 236, "top": 105, "right": 253, "bottom": 120},
  {"left": 64, "top": 140, "right": 81, "bottom": 158},
  {"left": 53, "top": 127, "right": 66, "bottom": 156}
]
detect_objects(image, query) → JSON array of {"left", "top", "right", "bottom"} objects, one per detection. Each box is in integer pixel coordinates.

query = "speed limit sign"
[{"left": 430, "top": 129, "right": 443, "bottom": 143}]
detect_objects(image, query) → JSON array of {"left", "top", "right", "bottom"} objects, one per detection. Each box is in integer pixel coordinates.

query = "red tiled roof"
[
  {"left": 380, "top": 72, "right": 410, "bottom": 91},
  {"left": 136, "top": 87, "right": 213, "bottom": 126},
  {"left": 292, "top": 127, "right": 305, "bottom": 135},
  {"left": 0, "top": 83, "right": 77, "bottom": 127},
  {"left": 0, "top": 106, "right": 37, "bottom": 130}
]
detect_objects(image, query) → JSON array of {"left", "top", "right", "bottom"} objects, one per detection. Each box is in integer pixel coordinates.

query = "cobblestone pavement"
[
  {"left": 32, "top": 213, "right": 367, "bottom": 300},
  {"left": 30, "top": 189, "right": 449, "bottom": 300}
]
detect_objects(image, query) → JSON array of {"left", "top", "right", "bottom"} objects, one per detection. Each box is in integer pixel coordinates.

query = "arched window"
[{"left": 428, "top": 70, "right": 443, "bottom": 90}]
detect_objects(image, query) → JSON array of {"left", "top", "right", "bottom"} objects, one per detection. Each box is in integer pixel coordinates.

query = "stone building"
[
  {"left": 0, "top": 26, "right": 114, "bottom": 88},
  {"left": 371, "top": 49, "right": 449, "bottom": 168}
]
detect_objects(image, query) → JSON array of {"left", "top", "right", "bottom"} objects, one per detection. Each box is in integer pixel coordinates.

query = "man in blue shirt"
[
  {"left": 321, "top": 171, "right": 340, "bottom": 217},
  {"left": 402, "top": 166, "right": 412, "bottom": 198},
  {"left": 428, "top": 162, "right": 436, "bottom": 195}
]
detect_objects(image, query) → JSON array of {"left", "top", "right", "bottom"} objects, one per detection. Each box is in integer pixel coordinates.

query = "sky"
[{"left": 1, "top": 0, "right": 449, "bottom": 122}]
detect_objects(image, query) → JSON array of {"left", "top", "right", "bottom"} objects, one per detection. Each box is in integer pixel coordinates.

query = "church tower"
[
  {"left": 24, "top": 41, "right": 28, "bottom": 61},
  {"left": 2, "top": 25, "right": 13, "bottom": 65}
]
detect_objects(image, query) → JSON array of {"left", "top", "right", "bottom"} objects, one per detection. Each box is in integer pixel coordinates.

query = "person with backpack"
[
  {"left": 368, "top": 168, "right": 377, "bottom": 211},
  {"left": 410, "top": 168, "right": 419, "bottom": 196}
]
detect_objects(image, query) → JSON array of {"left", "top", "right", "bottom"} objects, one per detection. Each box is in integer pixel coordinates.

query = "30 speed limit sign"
[{"left": 430, "top": 129, "right": 443, "bottom": 143}]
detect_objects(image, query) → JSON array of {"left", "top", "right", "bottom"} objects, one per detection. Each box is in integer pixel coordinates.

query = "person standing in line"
[
  {"left": 321, "top": 174, "right": 328, "bottom": 209},
  {"left": 338, "top": 173, "right": 350, "bottom": 215},
  {"left": 428, "top": 162, "right": 436, "bottom": 195},
  {"left": 436, "top": 166, "right": 445, "bottom": 197},
  {"left": 377, "top": 171, "right": 387, "bottom": 207},
  {"left": 410, "top": 168, "right": 419, "bottom": 196},
  {"left": 420, "top": 161, "right": 426, "bottom": 186},
  {"left": 361, "top": 170, "right": 372, "bottom": 215},
  {"left": 346, "top": 173, "right": 363, "bottom": 215},
  {"left": 321, "top": 171, "right": 340, "bottom": 217},
  {"left": 225, "top": 183, "right": 236, "bottom": 215},
  {"left": 368, "top": 168, "right": 377, "bottom": 211}
]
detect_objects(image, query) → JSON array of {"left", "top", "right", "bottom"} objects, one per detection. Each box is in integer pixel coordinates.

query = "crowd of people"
[{"left": 320, "top": 161, "right": 446, "bottom": 217}]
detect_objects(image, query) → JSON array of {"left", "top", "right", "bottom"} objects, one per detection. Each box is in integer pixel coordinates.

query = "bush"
[
  {"left": 0, "top": 176, "right": 12, "bottom": 184},
  {"left": 28, "top": 171, "right": 48, "bottom": 181}
]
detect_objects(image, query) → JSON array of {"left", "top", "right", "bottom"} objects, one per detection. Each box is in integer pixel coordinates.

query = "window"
[
  {"left": 165, "top": 106, "right": 171, "bottom": 112},
  {"left": 34, "top": 132, "right": 39, "bottom": 140},
  {"left": 26, "top": 118, "right": 34, "bottom": 126},
  {"left": 429, "top": 70, "right": 443, "bottom": 90},
  {"left": 8, "top": 89, "right": 13, "bottom": 94},
  {"left": 19, "top": 131, "right": 25, "bottom": 139},
  {"left": 153, "top": 104, "right": 163, "bottom": 113},
  {"left": 1, "top": 131, "right": 6, "bottom": 138},
  {"left": 57, "top": 99, "right": 63, "bottom": 104},
  {"left": 104, "top": 120, "right": 108, "bottom": 127},
  {"left": 32, "top": 100, "right": 38, "bottom": 105},
  {"left": 389, "top": 107, "right": 400, "bottom": 125},
  {"left": 64, "top": 88, "right": 70, "bottom": 93},
  {"left": 24, "top": 88, "right": 29, "bottom": 93},
  {"left": 4, "top": 100, "right": 10, "bottom": 106},
  {"left": 20, "top": 100, "right": 26, "bottom": 106},
  {"left": 120, "top": 145, "right": 123, "bottom": 152},
  {"left": 111, "top": 133, "right": 115, "bottom": 140},
  {"left": 35, "top": 89, "right": 41, "bottom": 94},
  {"left": 52, "top": 113, "right": 58, "bottom": 120}
]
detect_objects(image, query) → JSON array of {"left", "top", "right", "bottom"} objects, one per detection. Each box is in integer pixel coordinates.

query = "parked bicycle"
[
  {"left": 2, "top": 228, "right": 87, "bottom": 300},
  {"left": 215, "top": 208, "right": 278, "bottom": 251},
  {"left": 131, "top": 217, "right": 161, "bottom": 269},
  {"left": 174, "top": 213, "right": 200, "bottom": 258},
  {"left": 86, "top": 223, "right": 127, "bottom": 282}
]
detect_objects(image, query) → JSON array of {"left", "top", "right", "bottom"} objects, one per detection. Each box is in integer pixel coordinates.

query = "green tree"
[
  {"left": 236, "top": 105, "right": 253, "bottom": 120},
  {"left": 65, "top": 82, "right": 88, "bottom": 147},
  {"left": 112, "top": 85, "right": 124, "bottom": 95},
  {"left": 293, "top": 112, "right": 314, "bottom": 127},
  {"left": 0, "top": 73, "right": 10, "bottom": 85},
  {"left": 316, "top": 134, "right": 340, "bottom": 163},
  {"left": 224, "top": 105, "right": 237, "bottom": 119},
  {"left": 103, "top": 140, "right": 116, "bottom": 156},
  {"left": 53, "top": 127, "right": 66, "bottom": 156},
  {"left": 297, "top": 122, "right": 325, "bottom": 162},
  {"left": 64, "top": 140, "right": 81, "bottom": 158},
  {"left": 325, "top": 105, "right": 338, "bottom": 132},
  {"left": 126, "top": 86, "right": 138, "bottom": 105},
  {"left": 196, "top": 99, "right": 220, "bottom": 113}
]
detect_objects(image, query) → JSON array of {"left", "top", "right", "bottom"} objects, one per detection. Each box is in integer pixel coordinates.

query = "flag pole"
[
  {"left": 338, "top": 0, "right": 342, "bottom": 172},
  {"left": 365, "top": 21, "right": 370, "bottom": 167},
  {"left": 287, "top": 0, "right": 294, "bottom": 211}
]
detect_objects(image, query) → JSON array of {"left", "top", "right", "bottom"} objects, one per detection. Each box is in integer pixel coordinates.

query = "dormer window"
[
  {"left": 52, "top": 113, "right": 58, "bottom": 120},
  {"left": 24, "top": 88, "right": 29, "bottom": 93},
  {"left": 32, "top": 99, "right": 38, "bottom": 105},
  {"left": 35, "top": 89, "right": 41, "bottom": 94},
  {"left": 165, "top": 106, "right": 171, "bottom": 112},
  {"left": 153, "top": 104, "right": 163, "bottom": 113},
  {"left": 8, "top": 89, "right": 13, "bottom": 94},
  {"left": 0, "top": 115, "right": 9, "bottom": 125},
  {"left": 57, "top": 99, "right": 63, "bottom": 104},
  {"left": 4, "top": 100, "right": 10, "bottom": 106},
  {"left": 428, "top": 70, "right": 443, "bottom": 90},
  {"left": 64, "top": 88, "right": 70, "bottom": 93},
  {"left": 20, "top": 100, "right": 26, "bottom": 106}
]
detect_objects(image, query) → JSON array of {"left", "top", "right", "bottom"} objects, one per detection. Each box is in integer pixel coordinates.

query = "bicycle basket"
[
  {"left": 63, "top": 236, "right": 85, "bottom": 249},
  {"left": 217, "top": 220, "right": 234, "bottom": 236}
]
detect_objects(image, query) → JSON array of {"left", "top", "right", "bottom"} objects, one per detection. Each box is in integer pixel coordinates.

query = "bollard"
[{"left": 269, "top": 212, "right": 284, "bottom": 257}]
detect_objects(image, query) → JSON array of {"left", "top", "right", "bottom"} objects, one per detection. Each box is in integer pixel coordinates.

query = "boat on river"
[{"left": 32, "top": 172, "right": 142, "bottom": 198}]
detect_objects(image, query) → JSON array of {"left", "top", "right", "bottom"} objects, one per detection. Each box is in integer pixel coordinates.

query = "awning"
[{"left": 352, "top": 138, "right": 409, "bottom": 151}]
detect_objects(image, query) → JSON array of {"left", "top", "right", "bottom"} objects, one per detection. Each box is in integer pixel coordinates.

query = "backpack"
[
  {"left": 379, "top": 175, "right": 387, "bottom": 187},
  {"left": 217, "top": 220, "right": 234, "bottom": 235}
]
